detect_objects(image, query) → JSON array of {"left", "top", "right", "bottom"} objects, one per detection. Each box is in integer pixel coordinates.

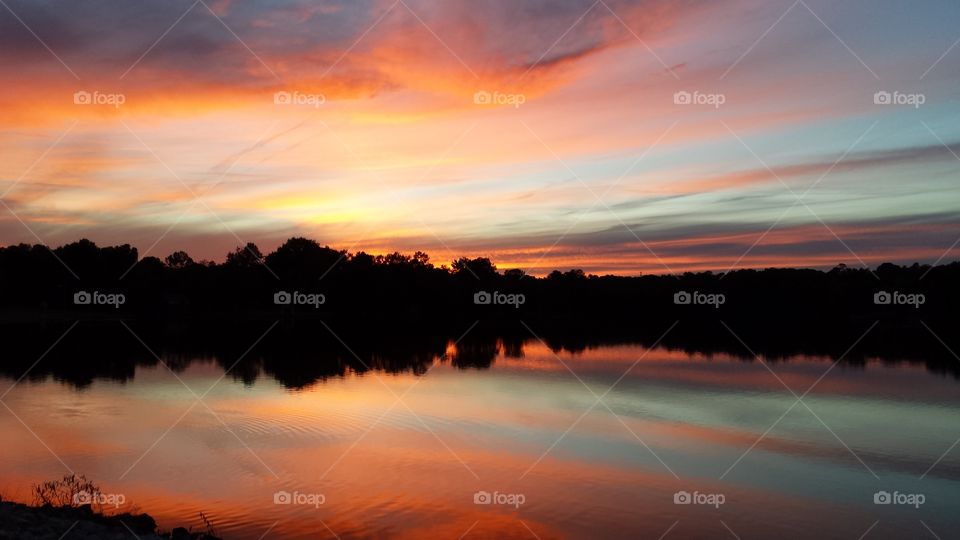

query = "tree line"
[{"left": 0, "top": 237, "right": 956, "bottom": 327}]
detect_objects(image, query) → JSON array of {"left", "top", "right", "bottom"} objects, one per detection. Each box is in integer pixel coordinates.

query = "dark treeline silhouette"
[
  {"left": 1, "top": 237, "right": 959, "bottom": 385},
  {"left": 0, "top": 237, "right": 957, "bottom": 326}
]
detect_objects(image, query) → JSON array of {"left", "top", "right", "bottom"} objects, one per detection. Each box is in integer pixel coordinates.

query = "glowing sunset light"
[{"left": 1, "top": 0, "right": 958, "bottom": 274}]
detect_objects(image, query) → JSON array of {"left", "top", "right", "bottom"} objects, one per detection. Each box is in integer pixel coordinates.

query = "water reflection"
[
  {"left": 1, "top": 322, "right": 959, "bottom": 539},
  {"left": 1, "top": 320, "right": 958, "bottom": 391}
]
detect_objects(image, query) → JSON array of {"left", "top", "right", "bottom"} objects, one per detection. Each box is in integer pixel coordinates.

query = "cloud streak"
[{"left": 1, "top": 0, "right": 959, "bottom": 274}]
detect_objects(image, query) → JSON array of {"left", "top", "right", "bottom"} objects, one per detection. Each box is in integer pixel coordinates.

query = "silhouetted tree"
[
  {"left": 503, "top": 268, "right": 526, "bottom": 280},
  {"left": 165, "top": 251, "right": 194, "bottom": 268},
  {"left": 225, "top": 242, "right": 264, "bottom": 268},
  {"left": 452, "top": 257, "right": 497, "bottom": 280},
  {"left": 265, "top": 237, "right": 343, "bottom": 285},
  {"left": 0, "top": 236, "right": 955, "bottom": 352}
]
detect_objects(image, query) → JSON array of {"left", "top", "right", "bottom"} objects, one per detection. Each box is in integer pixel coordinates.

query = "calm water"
[{"left": 2, "top": 341, "right": 958, "bottom": 539}]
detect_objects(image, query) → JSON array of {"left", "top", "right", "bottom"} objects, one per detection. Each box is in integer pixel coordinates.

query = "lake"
[{"left": 1, "top": 333, "right": 958, "bottom": 539}]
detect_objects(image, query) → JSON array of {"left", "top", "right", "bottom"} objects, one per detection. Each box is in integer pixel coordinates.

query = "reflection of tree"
[
  {"left": 500, "top": 336, "right": 525, "bottom": 359},
  {"left": 449, "top": 337, "right": 500, "bottom": 369},
  {"left": 0, "top": 319, "right": 959, "bottom": 390}
]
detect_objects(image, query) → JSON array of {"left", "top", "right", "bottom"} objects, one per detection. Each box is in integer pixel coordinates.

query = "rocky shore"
[{"left": 0, "top": 501, "right": 219, "bottom": 540}]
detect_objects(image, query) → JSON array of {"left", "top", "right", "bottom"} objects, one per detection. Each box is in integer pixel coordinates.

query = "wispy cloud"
[{"left": 1, "top": 0, "right": 959, "bottom": 273}]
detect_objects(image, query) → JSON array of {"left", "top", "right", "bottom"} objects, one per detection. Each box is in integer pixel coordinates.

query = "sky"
[{"left": 0, "top": 0, "right": 958, "bottom": 275}]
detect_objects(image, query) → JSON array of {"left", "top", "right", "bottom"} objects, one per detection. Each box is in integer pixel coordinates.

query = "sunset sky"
[{"left": 1, "top": 0, "right": 958, "bottom": 275}]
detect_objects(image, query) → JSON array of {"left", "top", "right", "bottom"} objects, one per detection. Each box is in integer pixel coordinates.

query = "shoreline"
[{"left": 0, "top": 501, "right": 220, "bottom": 540}]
